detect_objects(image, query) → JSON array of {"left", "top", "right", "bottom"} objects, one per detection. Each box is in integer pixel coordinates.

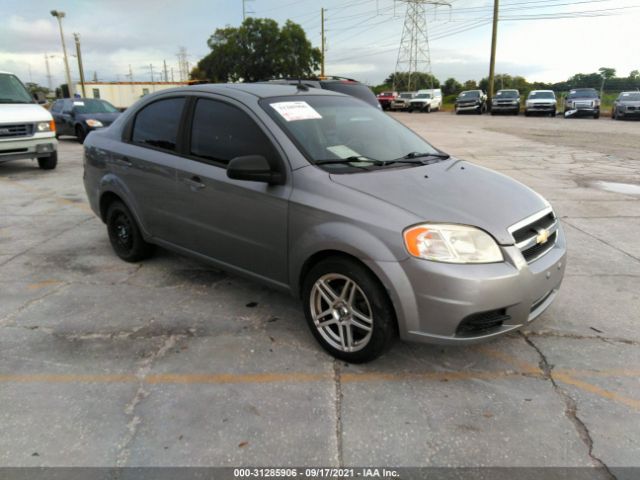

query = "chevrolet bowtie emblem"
[{"left": 536, "top": 228, "right": 550, "bottom": 245}]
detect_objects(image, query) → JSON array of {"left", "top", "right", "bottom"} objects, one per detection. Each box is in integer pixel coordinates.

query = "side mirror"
[
  {"left": 33, "top": 92, "right": 47, "bottom": 104},
  {"left": 227, "top": 155, "right": 284, "bottom": 185}
]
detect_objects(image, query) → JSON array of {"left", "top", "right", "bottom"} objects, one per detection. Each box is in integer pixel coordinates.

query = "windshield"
[
  {"left": 0, "top": 73, "right": 33, "bottom": 104},
  {"left": 528, "top": 91, "right": 555, "bottom": 99},
  {"left": 496, "top": 90, "right": 518, "bottom": 98},
  {"left": 380, "top": 92, "right": 394, "bottom": 96},
  {"left": 619, "top": 92, "right": 640, "bottom": 101},
  {"left": 415, "top": 93, "right": 431, "bottom": 99},
  {"left": 72, "top": 99, "right": 119, "bottom": 114},
  {"left": 567, "top": 89, "right": 598, "bottom": 99},
  {"left": 399, "top": 93, "right": 413, "bottom": 99},
  {"left": 262, "top": 95, "right": 441, "bottom": 172},
  {"left": 458, "top": 91, "right": 479, "bottom": 99}
]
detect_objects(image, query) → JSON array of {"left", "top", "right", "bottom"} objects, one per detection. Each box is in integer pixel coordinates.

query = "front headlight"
[
  {"left": 36, "top": 121, "right": 54, "bottom": 132},
  {"left": 403, "top": 224, "right": 503, "bottom": 264},
  {"left": 86, "top": 119, "right": 104, "bottom": 128}
]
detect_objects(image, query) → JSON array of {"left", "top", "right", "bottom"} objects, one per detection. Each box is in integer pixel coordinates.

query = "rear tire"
[
  {"left": 106, "top": 201, "right": 155, "bottom": 262},
  {"left": 425, "top": 104, "right": 431, "bottom": 113},
  {"left": 37, "top": 151, "right": 58, "bottom": 170},
  {"left": 302, "top": 257, "right": 396, "bottom": 363}
]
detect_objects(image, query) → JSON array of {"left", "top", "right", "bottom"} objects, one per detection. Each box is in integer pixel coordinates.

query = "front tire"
[
  {"left": 75, "top": 125, "right": 87, "bottom": 144},
  {"left": 302, "top": 257, "right": 396, "bottom": 363},
  {"left": 106, "top": 201, "right": 155, "bottom": 262},
  {"left": 37, "top": 151, "right": 58, "bottom": 170}
]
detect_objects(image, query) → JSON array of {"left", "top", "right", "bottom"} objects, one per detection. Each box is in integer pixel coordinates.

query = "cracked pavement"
[{"left": 0, "top": 114, "right": 639, "bottom": 470}]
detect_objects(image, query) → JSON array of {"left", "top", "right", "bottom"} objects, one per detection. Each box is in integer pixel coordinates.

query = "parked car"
[
  {"left": 490, "top": 89, "right": 520, "bottom": 115},
  {"left": 390, "top": 92, "right": 415, "bottom": 111},
  {"left": 376, "top": 91, "right": 397, "bottom": 110},
  {"left": 612, "top": 91, "right": 640, "bottom": 120},
  {"left": 51, "top": 98, "right": 121, "bottom": 143},
  {"left": 83, "top": 83, "right": 566, "bottom": 363},
  {"left": 525, "top": 90, "right": 557, "bottom": 117},
  {"left": 0, "top": 70, "right": 58, "bottom": 169},
  {"left": 263, "top": 77, "right": 380, "bottom": 109},
  {"left": 407, "top": 89, "right": 442, "bottom": 113},
  {"left": 563, "top": 88, "right": 600, "bottom": 119},
  {"left": 455, "top": 90, "right": 487, "bottom": 114}
]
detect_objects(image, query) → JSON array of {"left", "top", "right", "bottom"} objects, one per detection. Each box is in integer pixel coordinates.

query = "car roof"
[{"left": 161, "top": 83, "right": 346, "bottom": 99}]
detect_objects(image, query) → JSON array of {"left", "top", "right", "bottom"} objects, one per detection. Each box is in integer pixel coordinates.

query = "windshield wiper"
[
  {"left": 385, "top": 152, "right": 450, "bottom": 165},
  {"left": 315, "top": 156, "right": 385, "bottom": 166}
]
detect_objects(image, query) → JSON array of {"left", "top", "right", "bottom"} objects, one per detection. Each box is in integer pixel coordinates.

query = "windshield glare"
[
  {"left": 263, "top": 95, "right": 440, "bottom": 171},
  {"left": 620, "top": 92, "right": 640, "bottom": 101},
  {"left": 528, "top": 91, "right": 555, "bottom": 99},
  {"left": 459, "top": 91, "right": 479, "bottom": 99},
  {"left": 0, "top": 74, "right": 33, "bottom": 104},
  {"left": 399, "top": 93, "right": 413, "bottom": 99},
  {"left": 567, "top": 89, "right": 598, "bottom": 99},
  {"left": 72, "top": 99, "right": 119, "bottom": 114},
  {"left": 496, "top": 90, "right": 518, "bottom": 98}
]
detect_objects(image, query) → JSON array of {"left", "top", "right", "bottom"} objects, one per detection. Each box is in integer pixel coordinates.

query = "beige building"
[{"left": 73, "top": 81, "right": 188, "bottom": 109}]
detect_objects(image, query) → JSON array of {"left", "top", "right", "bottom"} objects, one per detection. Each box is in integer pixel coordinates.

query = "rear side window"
[
  {"left": 190, "top": 99, "right": 277, "bottom": 167},
  {"left": 132, "top": 97, "right": 185, "bottom": 152},
  {"left": 51, "top": 101, "right": 63, "bottom": 113}
]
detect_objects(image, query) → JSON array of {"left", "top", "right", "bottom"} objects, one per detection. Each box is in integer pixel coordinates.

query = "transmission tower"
[{"left": 393, "top": 0, "right": 450, "bottom": 91}]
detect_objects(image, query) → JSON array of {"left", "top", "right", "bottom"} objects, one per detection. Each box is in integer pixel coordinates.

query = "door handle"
[
  {"left": 183, "top": 175, "right": 206, "bottom": 190},
  {"left": 113, "top": 156, "right": 132, "bottom": 168}
]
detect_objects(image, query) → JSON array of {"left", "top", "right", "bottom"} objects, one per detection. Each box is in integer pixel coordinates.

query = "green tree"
[
  {"left": 193, "top": 18, "right": 321, "bottom": 82},
  {"left": 463, "top": 79, "right": 478, "bottom": 90},
  {"left": 383, "top": 72, "right": 440, "bottom": 91},
  {"left": 25, "top": 82, "right": 50, "bottom": 97},
  {"left": 442, "top": 77, "right": 462, "bottom": 95},
  {"left": 629, "top": 70, "right": 639, "bottom": 80}
]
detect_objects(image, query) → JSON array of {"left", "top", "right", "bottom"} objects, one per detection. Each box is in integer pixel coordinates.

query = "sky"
[{"left": 1, "top": 0, "right": 638, "bottom": 89}]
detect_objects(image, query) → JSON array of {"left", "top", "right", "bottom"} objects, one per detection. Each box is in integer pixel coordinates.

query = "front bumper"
[
  {"left": 492, "top": 103, "right": 519, "bottom": 111},
  {"left": 372, "top": 225, "right": 567, "bottom": 345},
  {"left": 618, "top": 108, "right": 640, "bottom": 118},
  {"left": 456, "top": 103, "right": 481, "bottom": 111},
  {"left": 526, "top": 104, "right": 555, "bottom": 112},
  {"left": 0, "top": 134, "right": 58, "bottom": 164}
]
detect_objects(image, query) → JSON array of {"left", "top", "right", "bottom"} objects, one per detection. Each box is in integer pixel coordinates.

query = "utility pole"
[
  {"left": 171, "top": 67, "right": 174, "bottom": 82},
  {"left": 487, "top": 0, "right": 499, "bottom": 108},
  {"left": 126, "top": 64, "right": 134, "bottom": 82},
  {"left": 149, "top": 64, "right": 154, "bottom": 82},
  {"left": 163, "top": 60, "right": 168, "bottom": 82},
  {"left": 242, "top": 0, "right": 254, "bottom": 20},
  {"left": 44, "top": 53, "right": 54, "bottom": 90},
  {"left": 50, "top": 10, "right": 73, "bottom": 97},
  {"left": 73, "top": 33, "right": 86, "bottom": 97},
  {"left": 320, "top": 8, "right": 326, "bottom": 78}
]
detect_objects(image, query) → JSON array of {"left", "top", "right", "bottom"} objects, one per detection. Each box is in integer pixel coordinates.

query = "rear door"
[
  {"left": 110, "top": 96, "right": 187, "bottom": 240},
  {"left": 170, "top": 96, "right": 290, "bottom": 285}
]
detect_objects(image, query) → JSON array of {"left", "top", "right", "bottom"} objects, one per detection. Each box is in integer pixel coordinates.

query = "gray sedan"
[
  {"left": 83, "top": 84, "right": 566, "bottom": 363},
  {"left": 612, "top": 91, "right": 640, "bottom": 120}
]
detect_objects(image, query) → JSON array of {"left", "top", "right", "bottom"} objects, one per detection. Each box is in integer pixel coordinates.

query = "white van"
[
  {"left": 407, "top": 88, "right": 442, "bottom": 113},
  {"left": 0, "top": 71, "right": 58, "bottom": 169}
]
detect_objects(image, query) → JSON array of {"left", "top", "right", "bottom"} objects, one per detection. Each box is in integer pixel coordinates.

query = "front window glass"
[
  {"left": 399, "top": 93, "right": 413, "bottom": 99},
  {"left": 262, "top": 95, "right": 441, "bottom": 172},
  {"left": 190, "top": 99, "right": 277, "bottom": 167},
  {"left": 72, "top": 99, "right": 118, "bottom": 114},
  {"left": 0, "top": 73, "right": 33, "bottom": 104},
  {"left": 496, "top": 90, "right": 518, "bottom": 98},
  {"left": 528, "top": 91, "right": 555, "bottom": 99},
  {"left": 415, "top": 93, "right": 431, "bottom": 99},
  {"left": 459, "top": 91, "right": 479, "bottom": 99}
]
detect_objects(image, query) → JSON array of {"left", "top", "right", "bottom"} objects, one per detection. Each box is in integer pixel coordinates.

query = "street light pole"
[
  {"left": 50, "top": 10, "right": 74, "bottom": 97},
  {"left": 74, "top": 33, "right": 86, "bottom": 98}
]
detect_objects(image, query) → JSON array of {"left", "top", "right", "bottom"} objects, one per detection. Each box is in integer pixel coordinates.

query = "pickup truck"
[
  {"left": 376, "top": 91, "right": 398, "bottom": 110},
  {"left": 390, "top": 92, "right": 415, "bottom": 111},
  {"left": 455, "top": 90, "right": 487, "bottom": 114},
  {"left": 0, "top": 71, "right": 58, "bottom": 169},
  {"left": 407, "top": 89, "right": 442, "bottom": 113}
]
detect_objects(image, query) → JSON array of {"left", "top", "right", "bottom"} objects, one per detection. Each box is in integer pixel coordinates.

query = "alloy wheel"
[{"left": 309, "top": 273, "right": 373, "bottom": 353}]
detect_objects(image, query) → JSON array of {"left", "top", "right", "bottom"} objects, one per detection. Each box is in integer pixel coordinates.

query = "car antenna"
[{"left": 296, "top": 78, "right": 308, "bottom": 91}]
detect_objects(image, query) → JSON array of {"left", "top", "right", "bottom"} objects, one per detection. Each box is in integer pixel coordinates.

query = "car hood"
[
  {"left": 329, "top": 159, "right": 549, "bottom": 245},
  {"left": 76, "top": 112, "right": 121, "bottom": 124},
  {"left": 0, "top": 103, "right": 52, "bottom": 123}
]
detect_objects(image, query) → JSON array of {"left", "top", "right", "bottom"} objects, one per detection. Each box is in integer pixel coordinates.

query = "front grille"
[
  {"left": 0, "top": 123, "right": 33, "bottom": 138},
  {"left": 628, "top": 106, "right": 637, "bottom": 111},
  {"left": 456, "top": 309, "right": 510, "bottom": 336},
  {"left": 510, "top": 208, "right": 558, "bottom": 263}
]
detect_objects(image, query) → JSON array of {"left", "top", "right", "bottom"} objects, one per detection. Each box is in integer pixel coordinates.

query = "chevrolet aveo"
[{"left": 83, "top": 84, "right": 566, "bottom": 363}]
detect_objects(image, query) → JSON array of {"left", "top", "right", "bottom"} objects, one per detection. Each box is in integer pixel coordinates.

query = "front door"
[{"left": 171, "top": 97, "right": 290, "bottom": 285}]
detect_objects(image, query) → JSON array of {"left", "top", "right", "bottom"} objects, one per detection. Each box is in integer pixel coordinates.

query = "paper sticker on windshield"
[
  {"left": 327, "top": 145, "right": 361, "bottom": 159},
  {"left": 271, "top": 101, "right": 322, "bottom": 122},
  {"left": 73, "top": 101, "right": 85, "bottom": 106},
  {"left": 622, "top": 93, "right": 630, "bottom": 96}
]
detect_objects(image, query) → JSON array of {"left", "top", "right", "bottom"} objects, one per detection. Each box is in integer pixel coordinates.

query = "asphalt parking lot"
[{"left": 1, "top": 113, "right": 639, "bottom": 471}]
